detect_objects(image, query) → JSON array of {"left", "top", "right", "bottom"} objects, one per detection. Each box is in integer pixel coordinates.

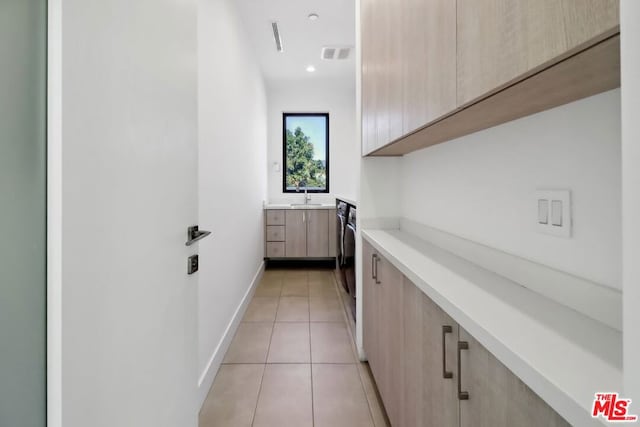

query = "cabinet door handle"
[
  {"left": 442, "top": 325, "right": 453, "bottom": 379},
  {"left": 457, "top": 341, "right": 469, "bottom": 400},
  {"left": 303, "top": 212, "right": 305, "bottom": 223},
  {"left": 373, "top": 254, "right": 381, "bottom": 284},
  {"left": 371, "top": 253, "right": 377, "bottom": 279}
]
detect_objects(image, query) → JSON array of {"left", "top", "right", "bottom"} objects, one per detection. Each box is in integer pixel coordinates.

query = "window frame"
[{"left": 282, "top": 112, "right": 330, "bottom": 194}]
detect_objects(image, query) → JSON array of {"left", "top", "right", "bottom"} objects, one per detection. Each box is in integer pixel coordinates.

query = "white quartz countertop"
[
  {"left": 264, "top": 203, "right": 335, "bottom": 210},
  {"left": 362, "top": 228, "right": 622, "bottom": 427},
  {"left": 335, "top": 195, "right": 357, "bottom": 206}
]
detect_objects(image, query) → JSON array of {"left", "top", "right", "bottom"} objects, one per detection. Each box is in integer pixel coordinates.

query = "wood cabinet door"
[
  {"left": 362, "top": 241, "right": 380, "bottom": 379},
  {"left": 560, "top": 0, "right": 618, "bottom": 50},
  {"left": 458, "top": 327, "right": 570, "bottom": 427},
  {"left": 401, "top": 277, "right": 425, "bottom": 427},
  {"left": 420, "top": 292, "right": 459, "bottom": 427},
  {"left": 377, "top": 254, "right": 404, "bottom": 427},
  {"left": 387, "top": 0, "right": 403, "bottom": 143},
  {"left": 285, "top": 210, "right": 306, "bottom": 257},
  {"left": 361, "top": 0, "right": 376, "bottom": 155},
  {"left": 457, "top": 0, "right": 568, "bottom": 106},
  {"left": 372, "top": 0, "right": 390, "bottom": 151},
  {"left": 402, "top": 0, "right": 457, "bottom": 134},
  {"left": 306, "top": 209, "right": 329, "bottom": 257}
]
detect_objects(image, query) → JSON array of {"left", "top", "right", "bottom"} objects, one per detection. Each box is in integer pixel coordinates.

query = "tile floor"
[{"left": 199, "top": 268, "right": 389, "bottom": 427}]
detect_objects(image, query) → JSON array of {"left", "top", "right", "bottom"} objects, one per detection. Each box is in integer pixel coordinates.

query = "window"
[{"left": 283, "top": 113, "right": 329, "bottom": 193}]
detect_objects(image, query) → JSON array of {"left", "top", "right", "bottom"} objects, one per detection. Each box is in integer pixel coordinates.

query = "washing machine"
[
  {"left": 344, "top": 206, "right": 356, "bottom": 320},
  {"left": 336, "top": 201, "right": 350, "bottom": 293}
]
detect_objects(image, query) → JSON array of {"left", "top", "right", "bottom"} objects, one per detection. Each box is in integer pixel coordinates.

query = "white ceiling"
[{"left": 235, "top": 0, "right": 356, "bottom": 86}]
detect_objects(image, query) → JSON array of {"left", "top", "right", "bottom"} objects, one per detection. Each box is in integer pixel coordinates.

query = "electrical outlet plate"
[{"left": 536, "top": 190, "right": 571, "bottom": 238}]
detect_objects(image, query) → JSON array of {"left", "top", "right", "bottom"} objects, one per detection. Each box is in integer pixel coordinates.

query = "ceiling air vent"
[
  {"left": 272, "top": 22, "right": 283, "bottom": 52},
  {"left": 321, "top": 46, "right": 351, "bottom": 60}
]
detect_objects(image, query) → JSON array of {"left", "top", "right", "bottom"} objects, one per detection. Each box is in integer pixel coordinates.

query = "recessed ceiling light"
[
  {"left": 308, "top": 13, "right": 319, "bottom": 21},
  {"left": 306, "top": 65, "right": 316, "bottom": 72}
]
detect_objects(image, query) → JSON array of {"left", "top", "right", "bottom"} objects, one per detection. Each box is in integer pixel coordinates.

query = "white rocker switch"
[
  {"left": 551, "top": 200, "right": 563, "bottom": 226},
  {"left": 538, "top": 199, "right": 549, "bottom": 224}
]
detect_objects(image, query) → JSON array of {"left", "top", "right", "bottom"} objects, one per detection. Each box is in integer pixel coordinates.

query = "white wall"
[
  {"left": 267, "top": 78, "right": 358, "bottom": 203},
  {"left": 57, "top": 0, "right": 200, "bottom": 426},
  {"left": 400, "top": 90, "right": 621, "bottom": 290},
  {"left": 197, "top": 0, "right": 268, "bottom": 404},
  {"left": 622, "top": 0, "right": 640, "bottom": 401}
]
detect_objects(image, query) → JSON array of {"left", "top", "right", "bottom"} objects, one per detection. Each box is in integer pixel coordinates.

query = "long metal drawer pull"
[
  {"left": 458, "top": 341, "right": 470, "bottom": 400},
  {"left": 185, "top": 225, "right": 212, "bottom": 246},
  {"left": 442, "top": 325, "right": 453, "bottom": 379},
  {"left": 373, "top": 254, "right": 381, "bottom": 284},
  {"left": 371, "top": 254, "right": 377, "bottom": 279}
]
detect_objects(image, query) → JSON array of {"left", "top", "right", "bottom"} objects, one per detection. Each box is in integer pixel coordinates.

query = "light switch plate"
[{"left": 536, "top": 190, "right": 571, "bottom": 238}]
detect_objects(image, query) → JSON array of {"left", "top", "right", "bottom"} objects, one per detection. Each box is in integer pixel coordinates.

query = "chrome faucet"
[{"left": 298, "top": 181, "right": 312, "bottom": 205}]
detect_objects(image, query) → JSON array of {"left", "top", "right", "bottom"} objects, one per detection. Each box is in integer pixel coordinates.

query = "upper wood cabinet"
[
  {"left": 362, "top": 0, "right": 402, "bottom": 153},
  {"left": 402, "top": 0, "right": 457, "bottom": 134},
  {"left": 456, "top": 0, "right": 619, "bottom": 106},
  {"left": 361, "top": 0, "right": 376, "bottom": 155},
  {"left": 561, "top": 0, "right": 619, "bottom": 49},
  {"left": 363, "top": 0, "right": 457, "bottom": 153},
  {"left": 360, "top": 0, "right": 620, "bottom": 156},
  {"left": 456, "top": 0, "right": 568, "bottom": 105}
]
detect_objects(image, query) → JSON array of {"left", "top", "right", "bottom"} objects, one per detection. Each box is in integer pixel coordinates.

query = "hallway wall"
[
  {"left": 266, "top": 79, "right": 358, "bottom": 203},
  {"left": 197, "top": 0, "right": 268, "bottom": 405},
  {"left": 400, "top": 90, "right": 621, "bottom": 290}
]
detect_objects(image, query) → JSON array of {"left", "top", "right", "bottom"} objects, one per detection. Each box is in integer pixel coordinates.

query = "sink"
[
  {"left": 265, "top": 202, "right": 332, "bottom": 209},
  {"left": 290, "top": 203, "right": 323, "bottom": 208}
]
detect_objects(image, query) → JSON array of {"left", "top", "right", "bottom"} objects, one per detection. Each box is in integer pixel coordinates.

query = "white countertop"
[
  {"left": 264, "top": 203, "right": 335, "bottom": 210},
  {"left": 362, "top": 228, "right": 622, "bottom": 427},
  {"left": 335, "top": 195, "right": 357, "bottom": 206}
]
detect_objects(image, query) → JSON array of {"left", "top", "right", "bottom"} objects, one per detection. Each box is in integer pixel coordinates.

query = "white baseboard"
[{"left": 196, "top": 261, "right": 265, "bottom": 407}]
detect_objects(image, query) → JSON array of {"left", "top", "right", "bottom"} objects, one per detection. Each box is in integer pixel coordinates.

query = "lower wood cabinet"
[
  {"left": 401, "top": 276, "right": 459, "bottom": 427},
  {"left": 285, "top": 210, "right": 306, "bottom": 257},
  {"left": 362, "top": 240, "right": 570, "bottom": 427},
  {"left": 458, "top": 328, "right": 570, "bottom": 427},
  {"left": 265, "top": 209, "right": 335, "bottom": 259},
  {"left": 362, "top": 240, "right": 380, "bottom": 379},
  {"left": 363, "top": 241, "right": 404, "bottom": 427},
  {"left": 306, "top": 209, "right": 329, "bottom": 257}
]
